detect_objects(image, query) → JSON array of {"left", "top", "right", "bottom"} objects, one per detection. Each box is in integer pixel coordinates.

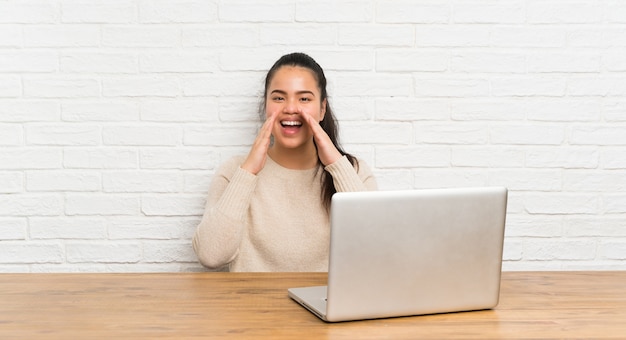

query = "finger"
[
  {"left": 242, "top": 115, "right": 275, "bottom": 174},
  {"left": 264, "top": 111, "right": 277, "bottom": 129},
  {"left": 300, "top": 113, "right": 341, "bottom": 165},
  {"left": 258, "top": 113, "right": 276, "bottom": 140},
  {"left": 302, "top": 113, "right": 324, "bottom": 136}
]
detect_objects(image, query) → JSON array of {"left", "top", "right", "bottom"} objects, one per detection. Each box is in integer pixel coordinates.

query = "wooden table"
[{"left": 1, "top": 271, "right": 625, "bottom": 339}]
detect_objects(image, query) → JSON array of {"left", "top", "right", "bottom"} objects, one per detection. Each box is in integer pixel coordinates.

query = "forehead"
[{"left": 268, "top": 66, "right": 320, "bottom": 91}]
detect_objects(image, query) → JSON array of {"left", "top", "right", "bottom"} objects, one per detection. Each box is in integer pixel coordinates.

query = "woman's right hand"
[{"left": 240, "top": 113, "right": 276, "bottom": 175}]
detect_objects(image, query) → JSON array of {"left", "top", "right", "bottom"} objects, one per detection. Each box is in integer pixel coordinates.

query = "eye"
[
  {"left": 272, "top": 96, "right": 284, "bottom": 102},
  {"left": 300, "top": 97, "right": 312, "bottom": 102}
]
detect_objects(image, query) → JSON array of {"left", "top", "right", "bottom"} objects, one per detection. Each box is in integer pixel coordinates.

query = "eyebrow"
[{"left": 270, "top": 89, "right": 316, "bottom": 97}]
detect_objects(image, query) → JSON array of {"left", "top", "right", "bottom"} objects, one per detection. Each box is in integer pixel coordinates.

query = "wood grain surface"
[{"left": 1, "top": 271, "right": 625, "bottom": 339}]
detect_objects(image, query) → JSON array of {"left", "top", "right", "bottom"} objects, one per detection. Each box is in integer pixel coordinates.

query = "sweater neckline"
[{"left": 265, "top": 155, "right": 321, "bottom": 176}]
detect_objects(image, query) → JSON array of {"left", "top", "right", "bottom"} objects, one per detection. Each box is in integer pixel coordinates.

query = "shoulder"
[
  {"left": 325, "top": 155, "right": 374, "bottom": 179},
  {"left": 352, "top": 157, "right": 377, "bottom": 190},
  {"left": 215, "top": 155, "right": 247, "bottom": 178},
  {"left": 327, "top": 155, "right": 371, "bottom": 173},
  {"left": 352, "top": 156, "right": 373, "bottom": 175}
]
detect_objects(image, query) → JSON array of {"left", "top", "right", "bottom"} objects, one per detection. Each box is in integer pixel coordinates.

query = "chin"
[{"left": 274, "top": 137, "right": 312, "bottom": 150}]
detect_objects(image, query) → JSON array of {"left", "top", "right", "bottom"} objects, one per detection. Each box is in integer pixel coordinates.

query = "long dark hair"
[{"left": 261, "top": 52, "right": 358, "bottom": 211}]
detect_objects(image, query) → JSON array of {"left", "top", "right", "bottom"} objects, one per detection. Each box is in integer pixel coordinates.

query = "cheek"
[
  {"left": 265, "top": 102, "right": 278, "bottom": 118},
  {"left": 304, "top": 106, "right": 323, "bottom": 121}
]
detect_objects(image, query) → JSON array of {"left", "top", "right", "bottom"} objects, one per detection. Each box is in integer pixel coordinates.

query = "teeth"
[{"left": 281, "top": 121, "right": 302, "bottom": 126}]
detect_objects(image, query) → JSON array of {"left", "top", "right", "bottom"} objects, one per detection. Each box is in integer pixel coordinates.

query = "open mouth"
[
  {"left": 279, "top": 120, "right": 303, "bottom": 135},
  {"left": 281, "top": 120, "right": 303, "bottom": 127}
]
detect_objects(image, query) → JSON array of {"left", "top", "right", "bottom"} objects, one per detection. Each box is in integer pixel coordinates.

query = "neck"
[{"left": 268, "top": 143, "right": 319, "bottom": 170}]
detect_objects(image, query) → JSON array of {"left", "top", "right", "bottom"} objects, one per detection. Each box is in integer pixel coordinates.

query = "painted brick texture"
[{"left": 1, "top": 0, "right": 625, "bottom": 272}]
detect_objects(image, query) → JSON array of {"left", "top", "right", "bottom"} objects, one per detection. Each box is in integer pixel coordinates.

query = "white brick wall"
[{"left": 1, "top": 0, "right": 625, "bottom": 272}]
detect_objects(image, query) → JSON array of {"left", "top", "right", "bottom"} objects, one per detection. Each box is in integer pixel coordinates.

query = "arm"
[
  {"left": 194, "top": 113, "right": 277, "bottom": 269},
  {"left": 300, "top": 112, "right": 376, "bottom": 191},
  {"left": 192, "top": 157, "right": 257, "bottom": 269},
  {"left": 325, "top": 156, "right": 377, "bottom": 192}
]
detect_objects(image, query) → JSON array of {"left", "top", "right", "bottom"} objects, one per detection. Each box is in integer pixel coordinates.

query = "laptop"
[{"left": 288, "top": 186, "right": 508, "bottom": 322}]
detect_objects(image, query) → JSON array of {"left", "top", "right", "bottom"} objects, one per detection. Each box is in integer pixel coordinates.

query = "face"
[{"left": 265, "top": 66, "right": 326, "bottom": 151}]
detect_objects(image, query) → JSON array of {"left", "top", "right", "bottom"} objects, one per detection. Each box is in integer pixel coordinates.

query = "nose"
[{"left": 283, "top": 98, "right": 299, "bottom": 114}]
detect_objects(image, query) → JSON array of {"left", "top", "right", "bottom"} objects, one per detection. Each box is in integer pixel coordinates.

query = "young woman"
[{"left": 192, "top": 52, "right": 377, "bottom": 272}]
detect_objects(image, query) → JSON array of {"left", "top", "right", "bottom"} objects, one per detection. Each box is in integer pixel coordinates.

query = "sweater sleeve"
[
  {"left": 324, "top": 156, "right": 377, "bottom": 192},
  {"left": 192, "top": 156, "right": 257, "bottom": 270}
]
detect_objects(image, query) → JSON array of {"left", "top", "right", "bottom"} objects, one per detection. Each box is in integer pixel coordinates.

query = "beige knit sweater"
[{"left": 192, "top": 155, "right": 377, "bottom": 272}]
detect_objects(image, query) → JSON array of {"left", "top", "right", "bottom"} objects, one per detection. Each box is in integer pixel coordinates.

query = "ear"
[{"left": 320, "top": 98, "right": 327, "bottom": 122}]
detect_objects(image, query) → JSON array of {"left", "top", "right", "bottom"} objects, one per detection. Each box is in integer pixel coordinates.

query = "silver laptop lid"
[{"left": 325, "top": 187, "right": 508, "bottom": 322}]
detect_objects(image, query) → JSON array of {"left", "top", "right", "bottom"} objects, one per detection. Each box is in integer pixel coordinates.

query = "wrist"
[{"left": 240, "top": 161, "right": 260, "bottom": 175}]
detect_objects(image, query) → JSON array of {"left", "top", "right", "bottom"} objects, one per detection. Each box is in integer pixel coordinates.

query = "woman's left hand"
[{"left": 302, "top": 113, "right": 342, "bottom": 166}]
